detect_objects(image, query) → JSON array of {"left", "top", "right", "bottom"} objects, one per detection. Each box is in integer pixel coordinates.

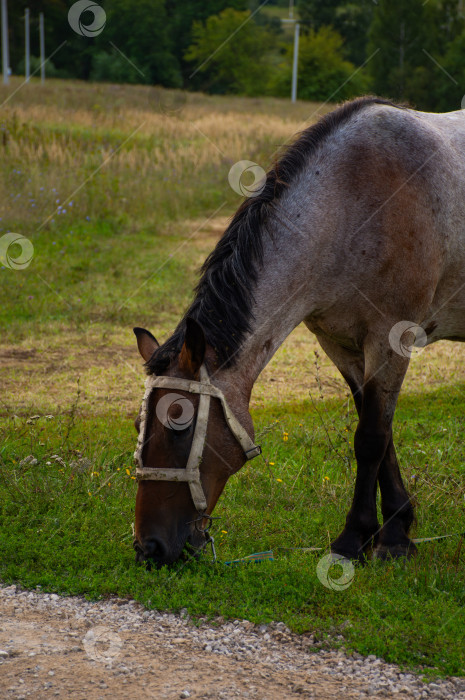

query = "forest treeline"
[{"left": 7, "top": 0, "right": 465, "bottom": 110}]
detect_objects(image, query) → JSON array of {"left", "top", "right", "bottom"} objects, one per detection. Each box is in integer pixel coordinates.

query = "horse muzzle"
[{"left": 133, "top": 528, "right": 207, "bottom": 568}]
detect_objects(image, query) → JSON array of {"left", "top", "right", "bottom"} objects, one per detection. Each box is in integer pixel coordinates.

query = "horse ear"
[
  {"left": 179, "top": 317, "right": 206, "bottom": 375},
  {"left": 133, "top": 327, "right": 159, "bottom": 362}
]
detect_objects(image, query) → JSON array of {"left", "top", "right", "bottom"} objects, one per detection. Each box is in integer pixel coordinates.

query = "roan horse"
[{"left": 132, "top": 96, "right": 465, "bottom": 567}]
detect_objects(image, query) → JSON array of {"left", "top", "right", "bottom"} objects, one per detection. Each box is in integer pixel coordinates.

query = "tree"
[
  {"left": 367, "top": 0, "right": 436, "bottom": 103},
  {"left": 271, "top": 26, "right": 369, "bottom": 101},
  {"left": 9, "top": 0, "right": 182, "bottom": 85},
  {"left": 299, "top": 0, "right": 375, "bottom": 65},
  {"left": 185, "top": 9, "right": 275, "bottom": 96},
  {"left": 9, "top": 0, "right": 82, "bottom": 79},
  {"left": 165, "top": 0, "right": 248, "bottom": 85},
  {"left": 98, "top": 0, "right": 181, "bottom": 87},
  {"left": 299, "top": 0, "right": 344, "bottom": 29},
  {"left": 90, "top": 49, "right": 149, "bottom": 85},
  {"left": 435, "top": 28, "right": 465, "bottom": 110}
]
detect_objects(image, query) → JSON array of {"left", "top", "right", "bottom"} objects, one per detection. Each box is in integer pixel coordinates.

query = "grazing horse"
[{"left": 132, "top": 96, "right": 465, "bottom": 568}]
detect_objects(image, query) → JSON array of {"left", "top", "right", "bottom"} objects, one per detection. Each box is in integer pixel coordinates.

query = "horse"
[{"left": 132, "top": 96, "right": 465, "bottom": 568}]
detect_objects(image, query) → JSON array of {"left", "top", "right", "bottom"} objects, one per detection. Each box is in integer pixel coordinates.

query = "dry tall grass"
[{"left": 0, "top": 78, "right": 332, "bottom": 232}]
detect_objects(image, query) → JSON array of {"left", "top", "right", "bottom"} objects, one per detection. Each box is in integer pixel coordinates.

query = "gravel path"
[{"left": 0, "top": 585, "right": 463, "bottom": 699}]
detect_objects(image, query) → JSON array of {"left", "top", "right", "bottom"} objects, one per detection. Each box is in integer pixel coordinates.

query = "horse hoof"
[
  {"left": 331, "top": 530, "right": 379, "bottom": 564},
  {"left": 372, "top": 541, "right": 417, "bottom": 560},
  {"left": 329, "top": 550, "right": 361, "bottom": 565}
]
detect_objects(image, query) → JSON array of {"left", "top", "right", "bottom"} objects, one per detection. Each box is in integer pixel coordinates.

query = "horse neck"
[{"left": 213, "top": 221, "right": 311, "bottom": 399}]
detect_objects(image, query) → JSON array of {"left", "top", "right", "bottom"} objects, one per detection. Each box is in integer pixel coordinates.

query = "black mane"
[{"left": 148, "top": 96, "right": 399, "bottom": 374}]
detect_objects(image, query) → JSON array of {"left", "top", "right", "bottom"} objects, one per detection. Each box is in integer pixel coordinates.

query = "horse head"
[{"left": 132, "top": 318, "right": 259, "bottom": 567}]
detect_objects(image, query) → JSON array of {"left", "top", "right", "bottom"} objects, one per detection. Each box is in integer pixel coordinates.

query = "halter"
[{"left": 134, "top": 364, "right": 261, "bottom": 514}]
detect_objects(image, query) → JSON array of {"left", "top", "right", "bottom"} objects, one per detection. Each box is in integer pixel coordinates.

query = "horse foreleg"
[
  {"left": 345, "top": 381, "right": 416, "bottom": 559},
  {"left": 327, "top": 341, "right": 414, "bottom": 563},
  {"left": 313, "top": 335, "right": 380, "bottom": 560},
  {"left": 330, "top": 380, "right": 390, "bottom": 561}
]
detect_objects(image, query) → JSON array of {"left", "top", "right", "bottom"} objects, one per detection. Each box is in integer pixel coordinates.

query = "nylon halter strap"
[{"left": 134, "top": 364, "right": 261, "bottom": 513}]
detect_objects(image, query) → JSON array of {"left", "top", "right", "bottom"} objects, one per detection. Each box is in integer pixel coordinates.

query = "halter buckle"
[{"left": 245, "top": 444, "right": 262, "bottom": 460}]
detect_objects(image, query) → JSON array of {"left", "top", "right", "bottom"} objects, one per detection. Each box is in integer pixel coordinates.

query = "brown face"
[{"left": 132, "top": 319, "right": 251, "bottom": 568}]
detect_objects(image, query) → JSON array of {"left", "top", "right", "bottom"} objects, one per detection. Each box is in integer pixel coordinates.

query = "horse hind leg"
[
  {"left": 358, "top": 338, "right": 416, "bottom": 560},
  {"left": 314, "top": 333, "right": 416, "bottom": 561},
  {"left": 373, "top": 438, "right": 417, "bottom": 560},
  {"left": 314, "top": 335, "right": 379, "bottom": 560}
]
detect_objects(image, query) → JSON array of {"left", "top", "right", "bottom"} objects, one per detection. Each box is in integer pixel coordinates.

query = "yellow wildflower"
[
  {"left": 276, "top": 478, "right": 283, "bottom": 483},
  {"left": 125, "top": 468, "right": 131, "bottom": 476},
  {"left": 269, "top": 461, "right": 275, "bottom": 466}
]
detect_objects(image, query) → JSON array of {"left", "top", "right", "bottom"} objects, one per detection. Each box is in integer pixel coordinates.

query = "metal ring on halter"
[{"left": 187, "top": 514, "right": 220, "bottom": 533}]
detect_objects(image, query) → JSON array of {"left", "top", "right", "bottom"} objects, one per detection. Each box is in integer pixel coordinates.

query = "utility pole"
[
  {"left": 282, "top": 5, "right": 300, "bottom": 103},
  {"left": 291, "top": 21, "right": 300, "bottom": 103},
  {"left": 1, "top": 0, "right": 9, "bottom": 85},
  {"left": 39, "top": 12, "right": 45, "bottom": 83},
  {"left": 25, "top": 8, "right": 30, "bottom": 82}
]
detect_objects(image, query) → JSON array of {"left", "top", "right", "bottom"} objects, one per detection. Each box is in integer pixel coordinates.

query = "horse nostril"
[{"left": 143, "top": 537, "right": 167, "bottom": 561}]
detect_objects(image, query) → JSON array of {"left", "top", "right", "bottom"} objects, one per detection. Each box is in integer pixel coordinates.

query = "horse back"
[{"left": 294, "top": 104, "right": 465, "bottom": 344}]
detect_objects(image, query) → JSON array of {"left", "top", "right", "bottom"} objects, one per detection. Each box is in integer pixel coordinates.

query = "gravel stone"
[{"left": 0, "top": 583, "right": 463, "bottom": 699}]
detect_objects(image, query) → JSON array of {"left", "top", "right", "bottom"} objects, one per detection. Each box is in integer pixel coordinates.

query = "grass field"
[{"left": 1, "top": 79, "right": 465, "bottom": 679}]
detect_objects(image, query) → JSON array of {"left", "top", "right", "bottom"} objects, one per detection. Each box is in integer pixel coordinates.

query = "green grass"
[
  {"left": 0, "top": 219, "right": 199, "bottom": 336},
  {"left": 0, "top": 80, "right": 464, "bottom": 680},
  {"left": 1, "top": 389, "right": 464, "bottom": 677}
]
